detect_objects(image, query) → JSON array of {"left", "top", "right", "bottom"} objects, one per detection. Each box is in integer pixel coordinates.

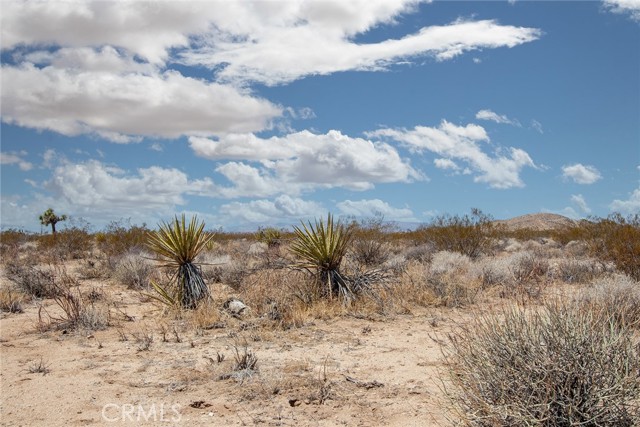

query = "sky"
[{"left": 1, "top": 0, "right": 639, "bottom": 232}]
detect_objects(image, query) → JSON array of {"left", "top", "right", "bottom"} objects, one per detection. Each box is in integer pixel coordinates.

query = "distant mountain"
[{"left": 494, "top": 213, "right": 577, "bottom": 231}]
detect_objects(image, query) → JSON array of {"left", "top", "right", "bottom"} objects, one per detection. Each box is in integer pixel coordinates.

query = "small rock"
[{"left": 223, "top": 298, "right": 248, "bottom": 316}]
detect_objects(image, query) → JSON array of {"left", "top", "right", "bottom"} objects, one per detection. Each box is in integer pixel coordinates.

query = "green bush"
[{"left": 446, "top": 302, "right": 640, "bottom": 426}]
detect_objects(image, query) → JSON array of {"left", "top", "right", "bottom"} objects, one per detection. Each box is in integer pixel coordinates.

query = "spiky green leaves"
[
  {"left": 290, "top": 214, "right": 354, "bottom": 302},
  {"left": 146, "top": 214, "right": 214, "bottom": 309},
  {"left": 147, "top": 214, "right": 214, "bottom": 269}
]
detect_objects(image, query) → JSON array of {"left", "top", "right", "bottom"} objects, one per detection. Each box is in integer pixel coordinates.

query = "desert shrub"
[
  {"left": 586, "top": 213, "right": 640, "bottom": 281},
  {"left": 97, "top": 219, "right": 150, "bottom": 264},
  {"left": 350, "top": 238, "right": 390, "bottom": 267},
  {"left": 403, "top": 243, "right": 435, "bottom": 263},
  {"left": 577, "top": 274, "right": 640, "bottom": 330},
  {"left": 417, "top": 209, "right": 497, "bottom": 259},
  {"left": 425, "top": 273, "right": 477, "bottom": 308},
  {"left": 446, "top": 302, "right": 640, "bottom": 426},
  {"left": 76, "top": 258, "right": 110, "bottom": 279},
  {"left": 555, "top": 258, "right": 601, "bottom": 284},
  {"left": 0, "top": 288, "right": 25, "bottom": 313},
  {"left": 112, "top": 251, "right": 154, "bottom": 289},
  {"left": 4, "top": 260, "right": 57, "bottom": 298},
  {"left": 38, "top": 222, "right": 93, "bottom": 260},
  {"left": 429, "top": 251, "right": 473, "bottom": 276},
  {"left": 0, "top": 229, "right": 33, "bottom": 258},
  {"left": 348, "top": 214, "right": 394, "bottom": 268}
]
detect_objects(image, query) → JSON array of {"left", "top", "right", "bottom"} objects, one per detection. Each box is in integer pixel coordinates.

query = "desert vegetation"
[{"left": 1, "top": 210, "right": 639, "bottom": 426}]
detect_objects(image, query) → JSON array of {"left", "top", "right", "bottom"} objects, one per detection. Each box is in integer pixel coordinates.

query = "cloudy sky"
[{"left": 1, "top": 0, "right": 639, "bottom": 232}]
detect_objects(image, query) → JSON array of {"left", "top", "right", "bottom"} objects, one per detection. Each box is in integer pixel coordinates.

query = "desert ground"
[{"left": 1, "top": 213, "right": 638, "bottom": 426}]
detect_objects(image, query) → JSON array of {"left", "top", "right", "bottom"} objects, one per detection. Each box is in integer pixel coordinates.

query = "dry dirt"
[{"left": 0, "top": 278, "right": 481, "bottom": 427}]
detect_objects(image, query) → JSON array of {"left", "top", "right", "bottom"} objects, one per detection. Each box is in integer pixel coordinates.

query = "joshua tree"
[
  {"left": 146, "top": 214, "right": 214, "bottom": 309},
  {"left": 39, "top": 208, "right": 67, "bottom": 235}
]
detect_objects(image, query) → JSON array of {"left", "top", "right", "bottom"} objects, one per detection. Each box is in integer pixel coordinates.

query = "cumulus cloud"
[
  {"left": 44, "top": 159, "right": 216, "bottom": 216},
  {"left": 190, "top": 130, "right": 421, "bottom": 196},
  {"left": 475, "top": 109, "right": 520, "bottom": 126},
  {"left": 1, "top": 61, "right": 281, "bottom": 142},
  {"left": 610, "top": 187, "right": 640, "bottom": 214},
  {"left": 604, "top": 0, "right": 640, "bottom": 22},
  {"left": 219, "top": 195, "right": 324, "bottom": 224},
  {"left": 369, "top": 121, "right": 538, "bottom": 189},
  {"left": 336, "top": 199, "right": 415, "bottom": 221},
  {"left": 1, "top": 1, "right": 542, "bottom": 139},
  {"left": 570, "top": 194, "right": 591, "bottom": 214},
  {"left": 0, "top": 151, "right": 33, "bottom": 171},
  {"left": 562, "top": 163, "right": 602, "bottom": 184}
]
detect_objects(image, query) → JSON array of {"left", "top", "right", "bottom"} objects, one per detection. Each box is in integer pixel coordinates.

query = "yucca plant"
[
  {"left": 290, "top": 213, "right": 355, "bottom": 304},
  {"left": 146, "top": 214, "right": 214, "bottom": 309}
]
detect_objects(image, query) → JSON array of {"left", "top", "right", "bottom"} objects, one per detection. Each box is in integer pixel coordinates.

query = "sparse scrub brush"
[
  {"left": 418, "top": 208, "right": 497, "bottom": 259},
  {"left": 446, "top": 301, "right": 640, "bottom": 426}
]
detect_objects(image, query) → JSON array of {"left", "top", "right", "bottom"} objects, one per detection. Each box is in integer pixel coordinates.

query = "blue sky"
[{"left": 1, "top": 0, "right": 639, "bottom": 232}]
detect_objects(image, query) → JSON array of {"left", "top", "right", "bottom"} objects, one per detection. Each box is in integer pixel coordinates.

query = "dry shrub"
[
  {"left": 555, "top": 258, "right": 602, "bottom": 284},
  {"left": 76, "top": 258, "right": 110, "bottom": 279},
  {"left": 586, "top": 213, "right": 640, "bottom": 281},
  {"left": 403, "top": 243, "right": 436, "bottom": 263},
  {"left": 4, "top": 260, "right": 57, "bottom": 298},
  {"left": 418, "top": 209, "right": 498, "bottom": 259},
  {"left": 0, "top": 288, "right": 25, "bottom": 313},
  {"left": 112, "top": 251, "right": 154, "bottom": 289},
  {"left": 350, "top": 238, "right": 390, "bottom": 268},
  {"left": 38, "top": 222, "right": 93, "bottom": 260},
  {"left": 446, "top": 302, "right": 640, "bottom": 426},
  {"left": 0, "top": 229, "right": 33, "bottom": 258},
  {"left": 96, "top": 219, "right": 150, "bottom": 264},
  {"left": 49, "top": 284, "right": 110, "bottom": 331},
  {"left": 429, "top": 251, "right": 473, "bottom": 276},
  {"left": 577, "top": 274, "right": 640, "bottom": 330}
]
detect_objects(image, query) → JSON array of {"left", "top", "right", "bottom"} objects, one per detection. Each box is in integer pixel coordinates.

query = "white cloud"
[
  {"left": 1, "top": 62, "right": 281, "bottom": 142},
  {"left": 219, "top": 195, "right": 324, "bottom": 224},
  {"left": 610, "top": 187, "right": 640, "bottom": 214},
  {"left": 1, "top": 1, "right": 541, "bottom": 140},
  {"left": 604, "top": 0, "right": 640, "bottom": 22},
  {"left": 44, "top": 159, "right": 216, "bottom": 216},
  {"left": 1, "top": 1, "right": 217, "bottom": 64},
  {"left": 190, "top": 130, "right": 421, "bottom": 197},
  {"left": 336, "top": 199, "right": 415, "bottom": 221},
  {"left": 562, "top": 163, "right": 602, "bottom": 184},
  {"left": 0, "top": 151, "right": 33, "bottom": 171},
  {"left": 434, "top": 158, "right": 461, "bottom": 171},
  {"left": 369, "top": 120, "right": 537, "bottom": 189},
  {"left": 185, "top": 17, "right": 542, "bottom": 85},
  {"left": 475, "top": 109, "right": 520, "bottom": 126},
  {"left": 570, "top": 194, "right": 591, "bottom": 214}
]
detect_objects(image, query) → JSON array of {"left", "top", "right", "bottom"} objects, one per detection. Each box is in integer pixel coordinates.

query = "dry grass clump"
[{"left": 446, "top": 301, "right": 640, "bottom": 426}]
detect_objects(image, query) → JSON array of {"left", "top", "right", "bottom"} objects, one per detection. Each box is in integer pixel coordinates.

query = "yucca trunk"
[{"left": 177, "top": 263, "right": 208, "bottom": 309}]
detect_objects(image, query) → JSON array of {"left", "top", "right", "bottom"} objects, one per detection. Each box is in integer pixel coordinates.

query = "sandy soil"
[{"left": 0, "top": 280, "right": 470, "bottom": 427}]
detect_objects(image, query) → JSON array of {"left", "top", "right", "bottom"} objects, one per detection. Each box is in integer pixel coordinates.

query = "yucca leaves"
[
  {"left": 146, "top": 214, "right": 214, "bottom": 309},
  {"left": 290, "top": 214, "right": 355, "bottom": 303}
]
